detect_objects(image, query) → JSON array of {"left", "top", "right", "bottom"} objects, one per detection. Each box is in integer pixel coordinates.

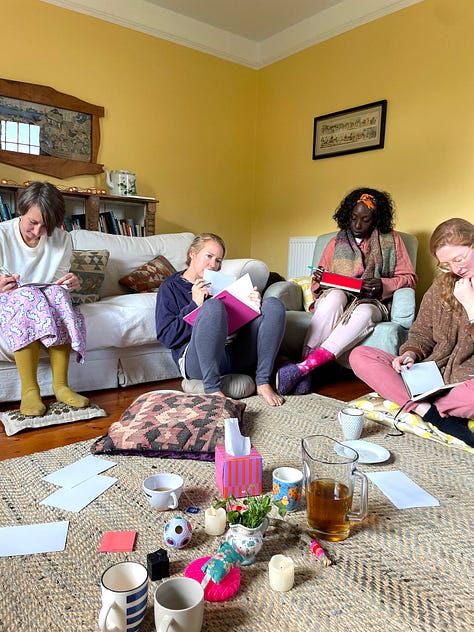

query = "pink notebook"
[{"left": 184, "top": 274, "right": 260, "bottom": 334}]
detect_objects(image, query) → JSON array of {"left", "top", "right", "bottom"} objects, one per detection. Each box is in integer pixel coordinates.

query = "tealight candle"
[
  {"left": 268, "top": 554, "right": 294, "bottom": 592},
  {"left": 204, "top": 507, "right": 227, "bottom": 536}
]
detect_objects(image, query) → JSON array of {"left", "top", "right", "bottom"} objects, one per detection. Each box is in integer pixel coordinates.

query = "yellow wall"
[
  {"left": 1, "top": 0, "right": 257, "bottom": 257},
  {"left": 254, "top": 0, "right": 474, "bottom": 295},
  {"left": 1, "top": 0, "right": 473, "bottom": 296}
]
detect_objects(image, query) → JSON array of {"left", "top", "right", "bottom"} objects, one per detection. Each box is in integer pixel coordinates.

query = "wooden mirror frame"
[{"left": 0, "top": 78, "right": 104, "bottom": 179}]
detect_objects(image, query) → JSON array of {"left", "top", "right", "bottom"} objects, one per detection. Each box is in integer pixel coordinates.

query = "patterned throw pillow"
[
  {"left": 69, "top": 249, "right": 110, "bottom": 304},
  {"left": 119, "top": 255, "right": 176, "bottom": 293},
  {"left": 292, "top": 276, "right": 314, "bottom": 311},
  {"left": 91, "top": 391, "right": 246, "bottom": 461}
]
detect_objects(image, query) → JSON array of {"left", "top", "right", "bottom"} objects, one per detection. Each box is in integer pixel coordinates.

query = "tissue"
[{"left": 224, "top": 418, "right": 251, "bottom": 457}]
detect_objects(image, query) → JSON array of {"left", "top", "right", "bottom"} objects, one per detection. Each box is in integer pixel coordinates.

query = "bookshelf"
[{"left": 0, "top": 184, "right": 157, "bottom": 236}]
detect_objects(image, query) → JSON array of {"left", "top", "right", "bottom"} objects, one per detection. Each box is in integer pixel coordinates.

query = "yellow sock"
[
  {"left": 48, "top": 344, "right": 89, "bottom": 408},
  {"left": 14, "top": 342, "right": 46, "bottom": 417}
]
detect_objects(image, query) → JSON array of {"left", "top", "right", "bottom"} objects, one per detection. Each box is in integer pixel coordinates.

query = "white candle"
[
  {"left": 268, "top": 554, "right": 294, "bottom": 592},
  {"left": 204, "top": 507, "right": 227, "bottom": 536}
]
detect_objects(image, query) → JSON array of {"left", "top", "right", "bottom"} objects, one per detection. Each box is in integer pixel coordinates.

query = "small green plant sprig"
[{"left": 214, "top": 494, "right": 287, "bottom": 529}]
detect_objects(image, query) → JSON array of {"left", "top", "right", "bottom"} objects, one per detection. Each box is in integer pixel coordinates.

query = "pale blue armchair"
[{"left": 264, "top": 231, "right": 418, "bottom": 367}]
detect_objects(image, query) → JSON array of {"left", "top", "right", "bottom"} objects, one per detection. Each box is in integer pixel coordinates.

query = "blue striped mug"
[{"left": 99, "top": 561, "right": 149, "bottom": 632}]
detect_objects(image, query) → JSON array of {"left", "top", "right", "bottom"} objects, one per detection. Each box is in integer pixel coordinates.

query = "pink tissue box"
[{"left": 215, "top": 445, "right": 262, "bottom": 499}]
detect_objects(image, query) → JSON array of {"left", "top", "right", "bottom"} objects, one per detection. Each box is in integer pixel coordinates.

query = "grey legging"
[{"left": 184, "top": 296, "right": 285, "bottom": 393}]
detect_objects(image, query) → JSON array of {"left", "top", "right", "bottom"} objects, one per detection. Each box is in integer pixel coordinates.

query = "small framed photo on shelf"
[{"left": 312, "top": 100, "right": 387, "bottom": 160}]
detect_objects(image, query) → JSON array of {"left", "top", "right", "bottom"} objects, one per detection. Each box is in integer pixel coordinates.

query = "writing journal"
[
  {"left": 320, "top": 271, "right": 363, "bottom": 293},
  {"left": 183, "top": 273, "right": 260, "bottom": 334},
  {"left": 401, "top": 361, "right": 462, "bottom": 401}
]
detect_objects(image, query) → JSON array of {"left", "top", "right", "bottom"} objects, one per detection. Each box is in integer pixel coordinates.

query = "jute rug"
[{"left": 0, "top": 394, "right": 473, "bottom": 632}]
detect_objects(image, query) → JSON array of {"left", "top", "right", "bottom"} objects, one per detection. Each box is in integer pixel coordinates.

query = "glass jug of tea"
[{"left": 302, "top": 434, "right": 368, "bottom": 541}]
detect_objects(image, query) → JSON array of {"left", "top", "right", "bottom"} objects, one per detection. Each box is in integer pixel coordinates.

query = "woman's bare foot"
[{"left": 257, "top": 384, "right": 284, "bottom": 407}]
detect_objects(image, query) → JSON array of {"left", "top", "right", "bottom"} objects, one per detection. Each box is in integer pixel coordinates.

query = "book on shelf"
[
  {"left": 101, "top": 211, "right": 120, "bottom": 234},
  {"left": 0, "top": 201, "right": 12, "bottom": 221},
  {"left": 401, "top": 361, "right": 462, "bottom": 401},
  {"left": 320, "top": 271, "right": 363, "bottom": 293},
  {"left": 183, "top": 273, "right": 260, "bottom": 334}
]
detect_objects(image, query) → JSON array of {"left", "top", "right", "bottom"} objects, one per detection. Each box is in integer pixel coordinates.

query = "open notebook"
[
  {"left": 401, "top": 361, "right": 462, "bottom": 401},
  {"left": 183, "top": 273, "right": 260, "bottom": 334}
]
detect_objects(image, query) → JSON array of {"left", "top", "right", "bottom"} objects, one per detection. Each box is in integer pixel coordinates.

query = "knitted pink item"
[
  {"left": 297, "top": 347, "right": 335, "bottom": 375},
  {"left": 184, "top": 557, "right": 240, "bottom": 602}
]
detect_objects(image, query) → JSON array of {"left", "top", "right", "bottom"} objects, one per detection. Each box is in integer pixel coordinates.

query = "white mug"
[
  {"left": 338, "top": 407, "right": 364, "bottom": 440},
  {"left": 99, "top": 561, "right": 148, "bottom": 632},
  {"left": 143, "top": 473, "right": 183, "bottom": 511},
  {"left": 154, "top": 577, "right": 204, "bottom": 632}
]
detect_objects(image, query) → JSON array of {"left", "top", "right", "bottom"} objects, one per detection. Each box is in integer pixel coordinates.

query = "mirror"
[{"left": 0, "top": 78, "right": 104, "bottom": 179}]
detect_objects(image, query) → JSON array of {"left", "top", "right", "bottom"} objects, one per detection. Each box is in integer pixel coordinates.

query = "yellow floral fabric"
[{"left": 349, "top": 392, "right": 473, "bottom": 453}]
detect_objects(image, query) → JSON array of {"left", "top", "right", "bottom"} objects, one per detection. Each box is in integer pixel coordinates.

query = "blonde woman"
[{"left": 155, "top": 233, "right": 285, "bottom": 406}]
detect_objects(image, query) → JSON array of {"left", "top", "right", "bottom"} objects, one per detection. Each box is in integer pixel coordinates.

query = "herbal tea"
[{"left": 306, "top": 478, "right": 352, "bottom": 541}]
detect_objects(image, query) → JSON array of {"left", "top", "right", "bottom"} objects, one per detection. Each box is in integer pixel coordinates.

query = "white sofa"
[{"left": 0, "top": 230, "right": 270, "bottom": 403}]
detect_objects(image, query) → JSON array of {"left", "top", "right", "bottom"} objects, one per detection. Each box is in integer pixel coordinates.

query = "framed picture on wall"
[
  {"left": 312, "top": 100, "right": 387, "bottom": 160},
  {"left": 0, "top": 78, "right": 104, "bottom": 179}
]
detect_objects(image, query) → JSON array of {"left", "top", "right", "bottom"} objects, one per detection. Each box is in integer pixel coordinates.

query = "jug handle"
[
  {"left": 105, "top": 169, "right": 113, "bottom": 189},
  {"left": 347, "top": 469, "right": 368, "bottom": 522}
]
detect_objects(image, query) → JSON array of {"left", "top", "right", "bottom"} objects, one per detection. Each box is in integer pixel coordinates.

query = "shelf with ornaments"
[{"left": 0, "top": 179, "right": 158, "bottom": 236}]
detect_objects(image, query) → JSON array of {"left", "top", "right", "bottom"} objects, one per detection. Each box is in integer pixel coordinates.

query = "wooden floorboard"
[{"left": 0, "top": 366, "right": 369, "bottom": 461}]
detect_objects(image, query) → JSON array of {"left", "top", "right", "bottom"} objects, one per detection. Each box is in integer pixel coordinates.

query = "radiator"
[{"left": 287, "top": 236, "right": 318, "bottom": 279}]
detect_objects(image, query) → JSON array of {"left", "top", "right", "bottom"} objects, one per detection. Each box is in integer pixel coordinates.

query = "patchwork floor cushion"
[
  {"left": 349, "top": 392, "right": 473, "bottom": 453},
  {"left": 91, "top": 390, "right": 246, "bottom": 461}
]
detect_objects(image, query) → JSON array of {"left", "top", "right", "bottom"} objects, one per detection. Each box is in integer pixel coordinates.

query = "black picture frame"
[{"left": 313, "top": 100, "right": 387, "bottom": 160}]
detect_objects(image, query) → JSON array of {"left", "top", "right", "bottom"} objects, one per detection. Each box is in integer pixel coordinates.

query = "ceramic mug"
[
  {"left": 154, "top": 577, "right": 204, "bottom": 632},
  {"left": 338, "top": 407, "right": 364, "bottom": 440},
  {"left": 143, "top": 473, "right": 183, "bottom": 511},
  {"left": 99, "top": 561, "right": 148, "bottom": 632},
  {"left": 272, "top": 466, "right": 303, "bottom": 512}
]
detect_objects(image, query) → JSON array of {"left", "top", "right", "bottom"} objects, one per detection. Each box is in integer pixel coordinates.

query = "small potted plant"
[{"left": 214, "top": 494, "right": 287, "bottom": 565}]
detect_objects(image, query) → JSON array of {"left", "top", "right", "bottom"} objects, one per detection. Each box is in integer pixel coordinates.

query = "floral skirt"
[{"left": 0, "top": 285, "right": 86, "bottom": 363}]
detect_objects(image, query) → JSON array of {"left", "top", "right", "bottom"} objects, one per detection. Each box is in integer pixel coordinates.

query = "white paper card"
[
  {"left": 204, "top": 269, "right": 236, "bottom": 295},
  {"left": 42, "top": 454, "right": 116, "bottom": 488},
  {"left": 367, "top": 471, "right": 439, "bottom": 509},
  {"left": 0, "top": 521, "right": 69, "bottom": 557},
  {"left": 41, "top": 475, "right": 117, "bottom": 512}
]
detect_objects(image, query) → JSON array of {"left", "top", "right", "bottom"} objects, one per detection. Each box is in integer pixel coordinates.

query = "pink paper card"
[{"left": 99, "top": 530, "right": 137, "bottom": 552}]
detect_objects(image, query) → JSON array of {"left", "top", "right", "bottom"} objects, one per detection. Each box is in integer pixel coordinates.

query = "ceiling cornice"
[{"left": 40, "top": 0, "right": 423, "bottom": 69}]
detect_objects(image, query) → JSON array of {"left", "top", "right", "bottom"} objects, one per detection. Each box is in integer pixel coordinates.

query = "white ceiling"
[
  {"left": 41, "top": 0, "right": 423, "bottom": 68},
  {"left": 145, "top": 0, "right": 344, "bottom": 41}
]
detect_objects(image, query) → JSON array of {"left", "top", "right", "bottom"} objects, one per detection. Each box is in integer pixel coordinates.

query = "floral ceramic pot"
[{"left": 225, "top": 520, "right": 268, "bottom": 566}]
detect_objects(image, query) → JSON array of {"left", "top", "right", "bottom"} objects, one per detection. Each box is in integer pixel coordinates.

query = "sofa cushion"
[
  {"left": 119, "top": 255, "right": 176, "bottom": 293},
  {"left": 69, "top": 249, "right": 110, "bottom": 304},
  {"left": 292, "top": 276, "right": 313, "bottom": 311},
  {"left": 91, "top": 390, "right": 246, "bottom": 460},
  {"left": 70, "top": 230, "right": 195, "bottom": 297}
]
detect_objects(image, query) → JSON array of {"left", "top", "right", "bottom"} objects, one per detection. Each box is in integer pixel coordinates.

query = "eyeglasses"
[{"left": 437, "top": 247, "right": 473, "bottom": 273}]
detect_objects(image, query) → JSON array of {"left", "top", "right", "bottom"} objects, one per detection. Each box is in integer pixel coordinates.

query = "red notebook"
[
  {"left": 184, "top": 273, "right": 260, "bottom": 334},
  {"left": 320, "top": 271, "right": 363, "bottom": 293}
]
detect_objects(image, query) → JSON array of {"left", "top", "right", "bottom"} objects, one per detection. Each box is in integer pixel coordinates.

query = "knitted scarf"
[
  {"left": 324, "top": 228, "right": 396, "bottom": 323},
  {"left": 332, "top": 228, "right": 396, "bottom": 279}
]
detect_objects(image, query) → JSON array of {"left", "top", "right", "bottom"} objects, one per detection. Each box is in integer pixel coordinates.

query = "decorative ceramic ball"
[{"left": 163, "top": 516, "right": 193, "bottom": 549}]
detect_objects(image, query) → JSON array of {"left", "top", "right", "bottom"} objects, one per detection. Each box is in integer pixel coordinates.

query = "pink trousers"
[
  {"left": 350, "top": 346, "right": 474, "bottom": 418},
  {"left": 304, "top": 289, "right": 382, "bottom": 357}
]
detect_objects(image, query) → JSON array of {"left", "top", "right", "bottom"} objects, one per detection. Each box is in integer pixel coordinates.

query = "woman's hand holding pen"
[
  {"left": 311, "top": 266, "right": 324, "bottom": 283},
  {"left": 0, "top": 267, "right": 20, "bottom": 293},
  {"left": 191, "top": 278, "right": 211, "bottom": 306},
  {"left": 392, "top": 352, "right": 416, "bottom": 373}
]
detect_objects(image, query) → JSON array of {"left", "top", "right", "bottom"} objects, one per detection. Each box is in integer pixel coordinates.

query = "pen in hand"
[{"left": 0, "top": 265, "right": 20, "bottom": 287}]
